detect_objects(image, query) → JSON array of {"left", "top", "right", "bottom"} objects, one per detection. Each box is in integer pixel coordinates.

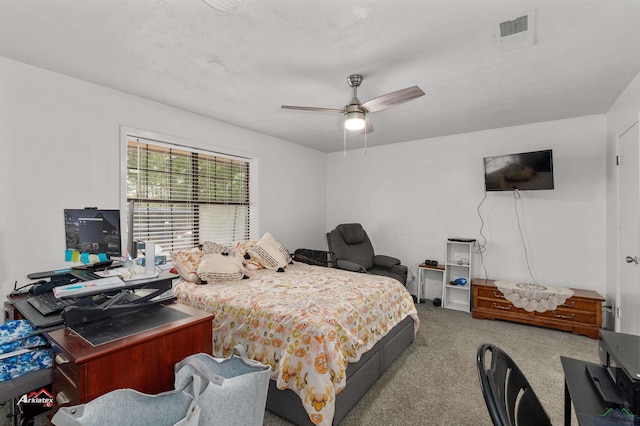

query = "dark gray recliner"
[{"left": 326, "top": 223, "right": 408, "bottom": 285}]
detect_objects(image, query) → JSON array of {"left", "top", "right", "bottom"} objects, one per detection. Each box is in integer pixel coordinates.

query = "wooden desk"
[
  {"left": 47, "top": 303, "right": 213, "bottom": 411},
  {"left": 561, "top": 356, "right": 608, "bottom": 426}
]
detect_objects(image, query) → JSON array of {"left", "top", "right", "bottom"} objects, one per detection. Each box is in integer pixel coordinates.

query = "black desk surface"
[
  {"left": 71, "top": 304, "right": 190, "bottom": 346},
  {"left": 11, "top": 297, "right": 65, "bottom": 329},
  {"left": 561, "top": 356, "right": 610, "bottom": 426}
]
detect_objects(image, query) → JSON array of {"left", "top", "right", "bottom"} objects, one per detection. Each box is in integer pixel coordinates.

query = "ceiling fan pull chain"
[
  {"left": 343, "top": 127, "right": 347, "bottom": 157},
  {"left": 364, "top": 126, "right": 367, "bottom": 155}
]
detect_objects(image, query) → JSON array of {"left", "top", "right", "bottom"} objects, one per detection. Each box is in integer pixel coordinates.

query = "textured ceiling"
[{"left": 2, "top": 0, "right": 640, "bottom": 152}]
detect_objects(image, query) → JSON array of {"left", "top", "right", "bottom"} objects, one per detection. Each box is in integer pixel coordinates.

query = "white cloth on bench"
[{"left": 495, "top": 281, "right": 574, "bottom": 313}]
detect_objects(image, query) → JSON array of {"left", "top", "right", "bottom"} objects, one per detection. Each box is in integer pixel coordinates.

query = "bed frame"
[{"left": 265, "top": 315, "right": 416, "bottom": 425}]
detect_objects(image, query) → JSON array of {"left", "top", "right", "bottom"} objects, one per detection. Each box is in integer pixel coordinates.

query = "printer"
[{"left": 596, "top": 329, "right": 640, "bottom": 414}]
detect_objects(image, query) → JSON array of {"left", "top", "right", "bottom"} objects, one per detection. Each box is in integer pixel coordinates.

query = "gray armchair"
[{"left": 326, "top": 223, "right": 408, "bottom": 285}]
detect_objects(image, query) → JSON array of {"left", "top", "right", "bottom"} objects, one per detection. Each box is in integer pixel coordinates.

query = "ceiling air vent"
[{"left": 496, "top": 10, "right": 536, "bottom": 51}]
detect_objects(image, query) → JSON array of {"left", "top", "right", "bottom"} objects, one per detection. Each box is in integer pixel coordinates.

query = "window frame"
[{"left": 119, "top": 126, "right": 259, "bottom": 252}]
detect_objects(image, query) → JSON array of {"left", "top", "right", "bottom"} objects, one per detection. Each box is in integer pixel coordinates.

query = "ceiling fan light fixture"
[
  {"left": 282, "top": 73, "right": 424, "bottom": 137},
  {"left": 344, "top": 111, "right": 365, "bottom": 131}
]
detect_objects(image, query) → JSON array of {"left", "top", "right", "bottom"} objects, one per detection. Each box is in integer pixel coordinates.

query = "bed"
[{"left": 173, "top": 261, "right": 419, "bottom": 425}]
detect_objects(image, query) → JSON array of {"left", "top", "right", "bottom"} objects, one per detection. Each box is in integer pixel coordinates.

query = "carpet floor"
[{"left": 4, "top": 302, "right": 600, "bottom": 425}]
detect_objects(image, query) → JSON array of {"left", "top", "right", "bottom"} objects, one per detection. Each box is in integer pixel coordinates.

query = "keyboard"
[{"left": 28, "top": 292, "right": 71, "bottom": 316}]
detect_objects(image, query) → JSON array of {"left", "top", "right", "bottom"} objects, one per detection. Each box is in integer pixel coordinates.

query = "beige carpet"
[{"left": 9, "top": 302, "right": 600, "bottom": 425}]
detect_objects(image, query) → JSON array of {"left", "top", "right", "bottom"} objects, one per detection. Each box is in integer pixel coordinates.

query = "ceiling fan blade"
[
  {"left": 361, "top": 86, "right": 425, "bottom": 113},
  {"left": 281, "top": 105, "right": 345, "bottom": 113},
  {"left": 358, "top": 117, "right": 374, "bottom": 134}
]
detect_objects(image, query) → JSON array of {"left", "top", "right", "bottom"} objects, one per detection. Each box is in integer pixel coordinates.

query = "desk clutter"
[
  {"left": 11, "top": 263, "right": 177, "bottom": 334},
  {"left": 3, "top": 229, "right": 212, "bottom": 424}
]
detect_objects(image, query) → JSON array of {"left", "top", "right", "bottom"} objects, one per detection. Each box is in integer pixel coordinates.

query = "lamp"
[{"left": 344, "top": 111, "right": 365, "bottom": 131}]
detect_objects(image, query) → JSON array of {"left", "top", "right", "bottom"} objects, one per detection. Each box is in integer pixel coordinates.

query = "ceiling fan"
[{"left": 281, "top": 74, "right": 425, "bottom": 133}]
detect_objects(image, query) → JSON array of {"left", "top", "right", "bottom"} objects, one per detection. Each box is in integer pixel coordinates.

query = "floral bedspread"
[{"left": 173, "top": 262, "right": 419, "bottom": 425}]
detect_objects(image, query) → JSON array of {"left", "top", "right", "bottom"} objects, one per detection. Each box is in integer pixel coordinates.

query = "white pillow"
[
  {"left": 197, "top": 253, "right": 247, "bottom": 282},
  {"left": 247, "top": 233, "right": 291, "bottom": 270}
]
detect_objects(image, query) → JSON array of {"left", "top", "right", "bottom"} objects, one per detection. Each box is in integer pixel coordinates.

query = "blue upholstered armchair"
[{"left": 326, "top": 223, "right": 408, "bottom": 285}]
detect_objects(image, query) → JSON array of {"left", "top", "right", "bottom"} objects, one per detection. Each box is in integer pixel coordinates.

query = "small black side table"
[{"left": 561, "top": 356, "right": 608, "bottom": 426}]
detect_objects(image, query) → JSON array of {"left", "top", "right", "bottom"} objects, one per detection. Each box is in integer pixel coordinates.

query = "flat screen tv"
[
  {"left": 483, "top": 149, "right": 554, "bottom": 191},
  {"left": 64, "top": 208, "right": 122, "bottom": 258}
]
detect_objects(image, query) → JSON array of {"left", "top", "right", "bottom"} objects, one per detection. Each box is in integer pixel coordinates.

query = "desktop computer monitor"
[{"left": 64, "top": 208, "right": 122, "bottom": 258}]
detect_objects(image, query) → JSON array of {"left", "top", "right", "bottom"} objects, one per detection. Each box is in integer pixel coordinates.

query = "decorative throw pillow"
[
  {"left": 197, "top": 253, "right": 247, "bottom": 282},
  {"left": 170, "top": 247, "right": 202, "bottom": 283},
  {"left": 232, "top": 240, "right": 263, "bottom": 270},
  {"left": 247, "top": 232, "right": 292, "bottom": 270},
  {"left": 201, "top": 241, "right": 229, "bottom": 255},
  {"left": 263, "top": 232, "right": 293, "bottom": 264}
]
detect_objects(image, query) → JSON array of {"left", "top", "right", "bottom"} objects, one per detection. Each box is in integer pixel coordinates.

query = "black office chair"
[{"left": 476, "top": 343, "right": 552, "bottom": 426}]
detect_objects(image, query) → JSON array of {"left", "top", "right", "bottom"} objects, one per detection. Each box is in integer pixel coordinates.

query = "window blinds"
[{"left": 126, "top": 137, "right": 252, "bottom": 252}]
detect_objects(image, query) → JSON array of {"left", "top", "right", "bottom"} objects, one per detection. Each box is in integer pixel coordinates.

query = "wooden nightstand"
[{"left": 47, "top": 303, "right": 213, "bottom": 411}]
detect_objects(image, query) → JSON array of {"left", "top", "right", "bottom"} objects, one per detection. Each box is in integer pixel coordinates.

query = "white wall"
[
  {"left": 327, "top": 115, "right": 608, "bottom": 295},
  {"left": 2, "top": 53, "right": 631, "bottom": 311},
  {"left": 605, "top": 72, "right": 640, "bottom": 309},
  {"left": 0, "top": 57, "right": 327, "bottom": 302}
]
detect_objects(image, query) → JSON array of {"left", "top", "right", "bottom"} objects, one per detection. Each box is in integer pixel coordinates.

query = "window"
[{"left": 126, "top": 135, "right": 254, "bottom": 252}]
